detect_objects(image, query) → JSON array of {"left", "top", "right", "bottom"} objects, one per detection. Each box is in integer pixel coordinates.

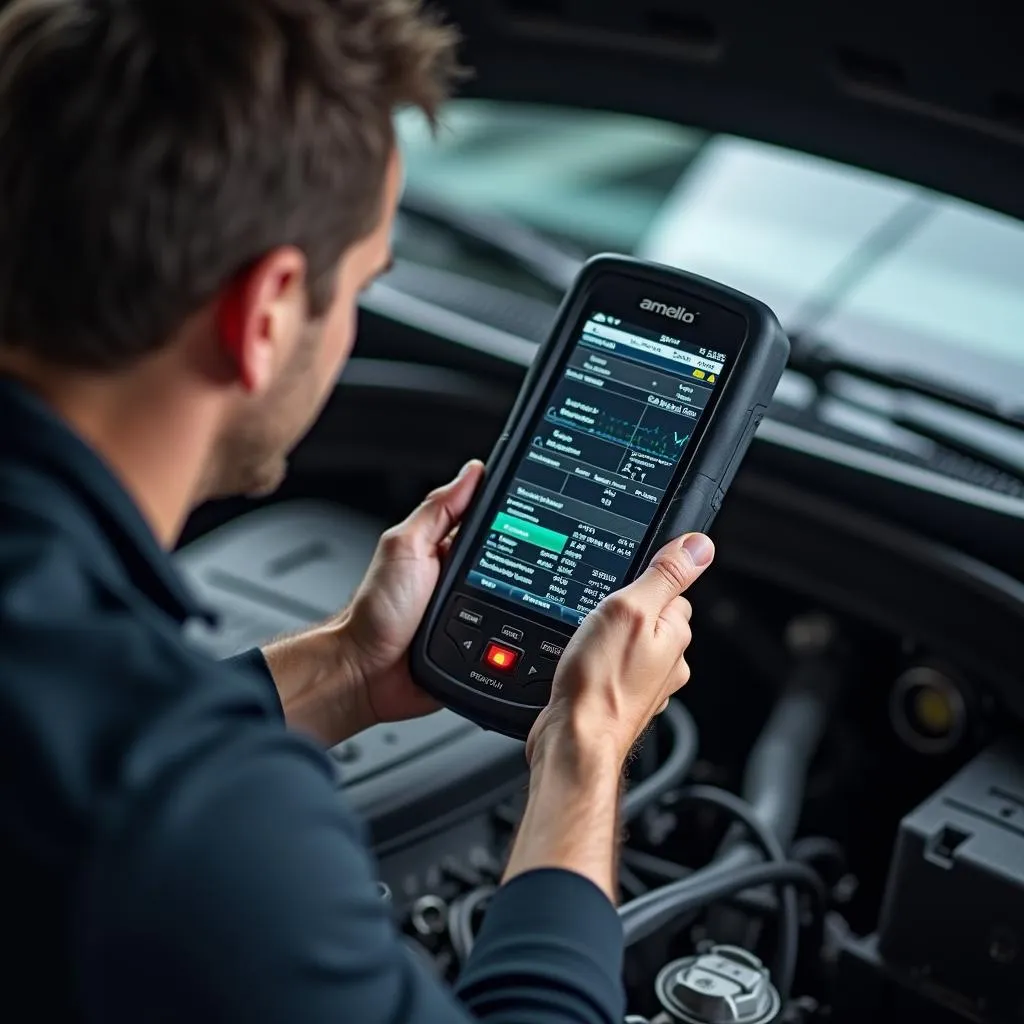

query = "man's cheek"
[{"left": 324, "top": 306, "right": 358, "bottom": 374}]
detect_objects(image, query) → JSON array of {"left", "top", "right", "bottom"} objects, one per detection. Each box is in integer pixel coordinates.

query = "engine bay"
[
  {"left": 174, "top": 209, "right": 1024, "bottom": 1020},
  {"left": 177, "top": 455, "right": 1024, "bottom": 1023}
]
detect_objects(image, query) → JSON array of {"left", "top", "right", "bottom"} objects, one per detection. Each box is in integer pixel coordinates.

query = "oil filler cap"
[{"left": 654, "top": 945, "right": 780, "bottom": 1024}]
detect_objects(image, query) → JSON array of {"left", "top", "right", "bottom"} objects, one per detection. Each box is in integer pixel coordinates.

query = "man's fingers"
[
  {"left": 657, "top": 594, "right": 693, "bottom": 643},
  {"left": 438, "top": 525, "right": 460, "bottom": 557},
  {"left": 396, "top": 460, "right": 484, "bottom": 548},
  {"left": 632, "top": 533, "right": 715, "bottom": 609}
]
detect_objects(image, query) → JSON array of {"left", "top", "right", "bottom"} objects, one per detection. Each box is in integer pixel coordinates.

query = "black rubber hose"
[
  {"left": 620, "top": 847, "right": 689, "bottom": 883},
  {"left": 692, "top": 789, "right": 799, "bottom": 1001},
  {"left": 620, "top": 861, "right": 826, "bottom": 949},
  {"left": 790, "top": 836, "right": 847, "bottom": 879},
  {"left": 622, "top": 848, "right": 781, "bottom": 916},
  {"left": 618, "top": 862, "right": 650, "bottom": 900},
  {"left": 741, "top": 657, "right": 843, "bottom": 845},
  {"left": 618, "top": 785, "right": 800, "bottom": 1000},
  {"left": 622, "top": 699, "right": 698, "bottom": 823},
  {"left": 715, "top": 655, "right": 844, "bottom": 877},
  {"left": 618, "top": 652, "right": 843, "bottom": 1001},
  {"left": 448, "top": 886, "right": 494, "bottom": 964}
]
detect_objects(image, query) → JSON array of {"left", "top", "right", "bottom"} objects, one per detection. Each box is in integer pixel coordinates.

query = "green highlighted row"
[{"left": 491, "top": 511, "right": 568, "bottom": 554}]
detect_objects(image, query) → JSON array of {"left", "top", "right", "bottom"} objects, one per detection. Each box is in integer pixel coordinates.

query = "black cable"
[
  {"left": 682, "top": 786, "right": 782, "bottom": 872},
  {"left": 620, "top": 788, "right": 778, "bottom": 922},
  {"left": 621, "top": 847, "right": 690, "bottom": 882},
  {"left": 618, "top": 862, "right": 649, "bottom": 900},
  {"left": 682, "top": 787, "right": 799, "bottom": 998},
  {"left": 448, "top": 885, "right": 494, "bottom": 964},
  {"left": 790, "top": 836, "right": 846, "bottom": 872},
  {"left": 618, "top": 785, "right": 801, "bottom": 1001},
  {"left": 623, "top": 850, "right": 779, "bottom": 920},
  {"left": 622, "top": 700, "right": 699, "bottom": 823},
  {"left": 621, "top": 861, "right": 826, "bottom": 949},
  {"left": 622, "top": 848, "right": 792, "bottom": 917}
]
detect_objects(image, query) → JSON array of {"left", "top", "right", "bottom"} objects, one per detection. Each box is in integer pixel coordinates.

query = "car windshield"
[{"left": 396, "top": 100, "right": 1024, "bottom": 408}]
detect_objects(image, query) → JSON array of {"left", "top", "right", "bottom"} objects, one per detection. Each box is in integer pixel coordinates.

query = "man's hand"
[
  {"left": 528, "top": 531, "right": 714, "bottom": 768},
  {"left": 337, "top": 459, "right": 486, "bottom": 728},
  {"left": 504, "top": 532, "right": 714, "bottom": 901},
  {"left": 262, "top": 461, "right": 484, "bottom": 746}
]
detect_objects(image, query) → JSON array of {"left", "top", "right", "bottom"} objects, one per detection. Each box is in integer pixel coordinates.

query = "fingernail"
[
  {"left": 456, "top": 460, "right": 475, "bottom": 479},
  {"left": 681, "top": 533, "right": 714, "bottom": 569}
]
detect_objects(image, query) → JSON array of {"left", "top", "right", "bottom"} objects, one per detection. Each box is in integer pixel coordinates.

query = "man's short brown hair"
[{"left": 0, "top": 0, "right": 460, "bottom": 369}]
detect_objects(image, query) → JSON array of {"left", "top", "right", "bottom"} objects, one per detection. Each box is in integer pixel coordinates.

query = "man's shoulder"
[
  {"left": 0, "top": 512, "right": 291, "bottom": 847},
  {"left": 0, "top": 489, "right": 96, "bottom": 612}
]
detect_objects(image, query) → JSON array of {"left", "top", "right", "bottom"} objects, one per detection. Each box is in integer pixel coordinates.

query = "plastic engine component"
[
  {"left": 878, "top": 739, "right": 1024, "bottom": 1020},
  {"left": 832, "top": 932, "right": 975, "bottom": 1024},
  {"left": 654, "top": 946, "right": 780, "bottom": 1024}
]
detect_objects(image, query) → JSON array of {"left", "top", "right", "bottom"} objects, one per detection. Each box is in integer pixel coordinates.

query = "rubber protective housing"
[{"left": 411, "top": 255, "right": 790, "bottom": 738}]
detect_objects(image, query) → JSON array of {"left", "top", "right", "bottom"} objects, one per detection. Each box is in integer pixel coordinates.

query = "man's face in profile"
[{"left": 204, "top": 148, "right": 403, "bottom": 502}]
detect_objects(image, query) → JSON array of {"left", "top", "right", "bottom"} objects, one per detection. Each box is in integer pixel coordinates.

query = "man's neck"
[{"left": 0, "top": 350, "right": 217, "bottom": 547}]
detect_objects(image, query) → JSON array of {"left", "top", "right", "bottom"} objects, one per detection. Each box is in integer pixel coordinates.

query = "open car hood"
[{"left": 440, "top": 0, "right": 1024, "bottom": 225}]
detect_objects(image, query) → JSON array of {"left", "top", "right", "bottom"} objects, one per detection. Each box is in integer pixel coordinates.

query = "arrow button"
[
  {"left": 522, "top": 657, "right": 557, "bottom": 685},
  {"left": 444, "top": 620, "right": 483, "bottom": 663}
]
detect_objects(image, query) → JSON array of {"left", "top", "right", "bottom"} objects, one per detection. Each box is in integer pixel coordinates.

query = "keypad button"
[
  {"left": 445, "top": 620, "right": 483, "bottom": 662},
  {"left": 455, "top": 605, "right": 484, "bottom": 628},
  {"left": 523, "top": 658, "right": 558, "bottom": 685},
  {"left": 483, "top": 641, "right": 522, "bottom": 673}
]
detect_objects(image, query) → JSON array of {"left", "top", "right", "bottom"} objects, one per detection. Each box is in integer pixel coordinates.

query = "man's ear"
[{"left": 216, "top": 247, "right": 308, "bottom": 395}]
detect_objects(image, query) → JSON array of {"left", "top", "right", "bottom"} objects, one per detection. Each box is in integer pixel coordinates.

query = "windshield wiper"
[
  {"left": 398, "top": 189, "right": 582, "bottom": 294},
  {"left": 789, "top": 337, "right": 1024, "bottom": 432},
  {"left": 788, "top": 337, "right": 1024, "bottom": 485}
]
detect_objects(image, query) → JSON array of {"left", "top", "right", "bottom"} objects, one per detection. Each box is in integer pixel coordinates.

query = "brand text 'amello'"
[{"left": 639, "top": 298, "right": 700, "bottom": 323}]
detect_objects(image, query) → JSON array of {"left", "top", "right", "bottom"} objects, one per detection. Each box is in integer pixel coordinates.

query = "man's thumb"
[{"left": 632, "top": 533, "right": 715, "bottom": 606}]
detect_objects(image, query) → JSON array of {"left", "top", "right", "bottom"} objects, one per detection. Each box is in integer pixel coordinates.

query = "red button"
[{"left": 483, "top": 641, "right": 520, "bottom": 673}]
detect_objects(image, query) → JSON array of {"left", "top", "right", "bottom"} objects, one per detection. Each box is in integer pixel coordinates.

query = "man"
[{"left": 0, "top": 2, "right": 715, "bottom": 1022}]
